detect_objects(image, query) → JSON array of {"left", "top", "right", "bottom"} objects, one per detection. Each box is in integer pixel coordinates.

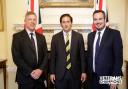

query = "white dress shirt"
[
  {"left": 93, "top": 27, "right": 106, "bottom": 72},
  {"left": 63, "top": 30, "right": 72, "bottom": 47},
  {"left": 26, "top": 29, "right": 38, "bottom": 62}
]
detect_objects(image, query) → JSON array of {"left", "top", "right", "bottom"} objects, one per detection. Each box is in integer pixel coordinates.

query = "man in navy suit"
[
  {"left": 87, "top": 10, "right": 123, "bottom": 89},
  {"left": 50, "top": 14, "right": 87, "bottom": 89},
  {"left": 12, "top": 11, "right": 48, "bottom": 89}
]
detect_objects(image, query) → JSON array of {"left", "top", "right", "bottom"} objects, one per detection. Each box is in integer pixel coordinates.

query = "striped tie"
[{"left": 65, "top": 33, "right": 71, "bottom": 69}]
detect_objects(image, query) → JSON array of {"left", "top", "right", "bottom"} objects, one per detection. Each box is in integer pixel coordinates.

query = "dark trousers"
[
  {"left": 18, "top": 81, "right": 46, "bottom": 89},
  {"left": 89, "top": 73, "right": 110, "bottom": 89},
  {"left": 55, "top": 69, "right": 81, "bottom": 89}
]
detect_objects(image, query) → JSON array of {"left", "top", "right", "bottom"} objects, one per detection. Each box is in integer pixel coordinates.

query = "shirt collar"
[
  {"left": 96, "top": 26, "right": 106, "bottom": 35},
  {"left": 26, "top": 28, "right": 36, "bottom": 36},
  {"left": 63, "top": 30, "right": 72, "bottom": 36}
]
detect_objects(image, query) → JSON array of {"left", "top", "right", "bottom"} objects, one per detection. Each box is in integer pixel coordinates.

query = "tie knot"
[
  {"left": 66, "top": 33, "right": 69, "bottom": 41},
  {"left": 98, "top": 32, "right": 101, "bottom": 36},
  {"left": 30, "top": 33, "right": 34, "bottom": 36},
  {"left": 66, "top": 33, "right": 69, "bottom": 37}
]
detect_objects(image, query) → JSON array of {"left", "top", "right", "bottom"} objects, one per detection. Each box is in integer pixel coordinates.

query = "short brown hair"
[
  {"left": 25, "top": 11, "right": 37, "bottom": 19},
  {"left": 60, "top": 14, "right": 73, "bottom": 23},
  {"left": 93, "top": 10, "right": 106, "bottom": 19}
]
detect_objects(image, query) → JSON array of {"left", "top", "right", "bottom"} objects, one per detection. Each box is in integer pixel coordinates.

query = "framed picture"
[
  {"left": 39, "top": 0, "right": 94, "bottom": 8},
  {"left": 0, "top": 0, "right": 4, "bottom": 31}
]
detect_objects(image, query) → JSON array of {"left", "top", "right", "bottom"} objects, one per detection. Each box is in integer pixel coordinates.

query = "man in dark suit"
[
  {"left": 11, "top": 11, "right": 48, "bottom": 89},
  {"left": 87, "top": 10, "right": 123, "bottom": 89},
  {"left": 50, "top": 14, "right": 87, "bottom": 89}
]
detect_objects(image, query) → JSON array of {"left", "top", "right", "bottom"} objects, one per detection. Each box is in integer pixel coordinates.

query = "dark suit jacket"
[
  {"left": 87, "top": 27, "right": 123, "bottom": 76},
  {"left": 11, "top": 29, "right": 48, "bottom": 84},
  {"left": 50, "top": 30, "right": 86, "bottom": 80}
]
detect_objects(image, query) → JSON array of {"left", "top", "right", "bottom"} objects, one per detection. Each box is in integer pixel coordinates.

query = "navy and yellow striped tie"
[{"left": 65, "top": 33, "right": 71, "bottom": 69}]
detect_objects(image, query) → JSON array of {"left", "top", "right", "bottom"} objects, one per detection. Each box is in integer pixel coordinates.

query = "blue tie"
[
  {"left": 95, "top": 32, "right": 101, "bottom": 56},
  {"left": 95, "top": 32, "right": 101, "bottom": 73}
]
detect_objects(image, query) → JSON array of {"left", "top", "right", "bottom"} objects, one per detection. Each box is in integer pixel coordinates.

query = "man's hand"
[
  {"left": 110, "top": 84, "right": 117, "bottom": 89},
  {"left": 31, "top": 69, "right": 43, "bottom": 79},
  {"left": 50, "top": 74, "right": 56, "bottom": 84},
  {"left": 81, "top": 73, "right": 87, "bottom": 83}
]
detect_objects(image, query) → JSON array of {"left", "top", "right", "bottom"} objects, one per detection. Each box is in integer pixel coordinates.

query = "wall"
[
  {"left": 5, "top": 0, "right": 26, "bottom": 67},
  {"left": 0, "top": 0, "right": 127, "bottom": 89},
  {"left": 0, "top": 0, "right": 7, "bottom": 59},
  {"left": 125, "top": 0, "right": 128, "bottom": 60},
  {"left": 108, "top": 0, "right": 127, "bottom": 62},
  {"left": 0, "top": 32, "right": 7, "bottom": 58}
]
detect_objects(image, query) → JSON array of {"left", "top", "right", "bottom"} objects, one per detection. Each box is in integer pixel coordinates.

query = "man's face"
[
  {"left": 60, "top": 16, "right": 72, "bottom": 32},
  {"left": 93, "top": 12, "right": 106, "bottom": 30},
  {"left": 24, "top": 14, "right": 37, "bottom": 32}
]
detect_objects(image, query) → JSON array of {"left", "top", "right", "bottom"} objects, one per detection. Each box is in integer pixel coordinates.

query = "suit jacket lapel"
[
  {"left": 22, "top": 29, "right": 36, "bottom": 52},
  {"left": 35, "top": 32, "right": 40, "bottom": 50},
  {"left": 99, "top": 27, "right": 109, "bottom": 53},
  {"left": 90, "top": 32, "right": 96, "bottom": 56},
  {"left": 60, "top": 31, "right": 66, "bottom": 53},
  {"left": 70, "top": 31, "right": 75, "bottom": 56}
]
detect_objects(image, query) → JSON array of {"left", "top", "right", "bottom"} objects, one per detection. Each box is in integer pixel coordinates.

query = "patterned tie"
[
  {"left": 30, "top": 33, "right": 36, "bottom": 50},
  {"left": 65, "top": 33, "right": 71, "bottom": 69},
  {"left": 95, "top": 31, "right": 101, "bottom": 72}
]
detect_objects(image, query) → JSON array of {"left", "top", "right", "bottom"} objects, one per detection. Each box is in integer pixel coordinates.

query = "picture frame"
[
  {"left": 39, "top": 0, "right": 94, "bottom": 8},
  {"left": 0, "top": 0, "right": 4, "bottom": 31}
]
